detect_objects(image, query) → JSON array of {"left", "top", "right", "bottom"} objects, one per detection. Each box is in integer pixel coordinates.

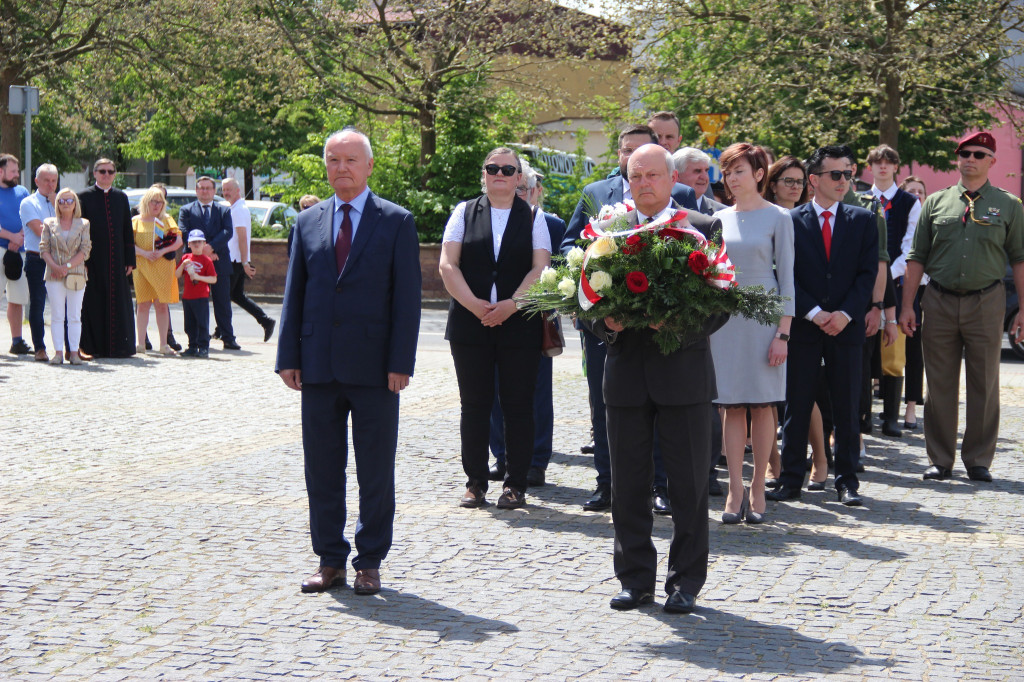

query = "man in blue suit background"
[
  {"left": 768, "top": 145, "right": 878, "bottom": 507},
  {"left": 178, "top": 177, "right": 238, "bottom": 349},
  {"left": 277, "top": 128, "right": 422, "bottom": 596},
  {"left": 560, "top": 124, "right": 698, "bottom": 514}
]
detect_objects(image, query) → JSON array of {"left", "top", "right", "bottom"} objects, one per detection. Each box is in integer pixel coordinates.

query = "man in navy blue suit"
[
  {"left": 767, "top": 145, "right": 878, "bottom": 507},
  {"left": 178, "top": 177, "right": 238, "bottom": 350},
  {"left": 276, "top": 128, "right": 421, "bottom": 596},
  {"left": 560, "top": 124, "right": 698, "bottom": 513}
]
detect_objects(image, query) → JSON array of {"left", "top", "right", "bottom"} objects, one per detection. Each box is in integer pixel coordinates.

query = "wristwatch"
[
  {"left": 872, "top": 301, "right": 885, "bottom": 310},
  {"left": 775, "top": 332, "right": 790, "bottom": 341}
]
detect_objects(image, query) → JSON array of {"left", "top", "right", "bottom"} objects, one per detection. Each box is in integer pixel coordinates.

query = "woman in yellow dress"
[{"left": 132, "top": 185, "right": 182, "bottom": 355}]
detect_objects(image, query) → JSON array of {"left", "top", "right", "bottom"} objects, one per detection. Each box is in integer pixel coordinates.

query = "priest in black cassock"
[{"left": 79, "top": 158, "right": 137, "bottom": 358}]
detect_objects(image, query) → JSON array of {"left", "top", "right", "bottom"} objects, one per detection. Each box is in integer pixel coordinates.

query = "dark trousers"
[
  {"left": 210, "top": 252, "right": 235, "bottom": 343},
  {"left": 860, "top": 331, "right": 880, "bottom": 422},
  {"left": 24, "top": 252, "right": 47, "bottom": 350},
  {"left": 301, "top": 381, "right": 398, "bottom": 570},
  {"left": 782, "top": 337, "right": 862, "bottom": 492},
  {"left": 230, "top": 262, "right": 270, "bottom": 324},
  {"left": 582, "top": 327, "right": 669, "bottom": 488},
  {"left": 182, "top": 297, "right": 210, "bottom": 350},
  {"left": 901, "top": 284, "right": 925, "bottom": 403},
  {"left": 451, "top": 342, "right": 539, "bottom": 492},
  {"left": 608, "top": 401, "right": 712, "bottom": 596},
  {"left": 489, "top": 355, "right": 554, "bottom": 469}
]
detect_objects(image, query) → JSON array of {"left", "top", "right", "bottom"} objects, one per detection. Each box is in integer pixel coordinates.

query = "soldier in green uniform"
[{"left": 899, "top": 131, "right": 1024, "bottom": 483}]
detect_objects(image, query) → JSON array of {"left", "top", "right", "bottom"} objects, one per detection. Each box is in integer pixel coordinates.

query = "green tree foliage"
[{"left": 634, "top": 0, "right": 1024, "bottom": 168}]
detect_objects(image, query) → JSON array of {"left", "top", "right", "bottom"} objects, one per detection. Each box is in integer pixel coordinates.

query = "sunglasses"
[
  {"left": 57, "top": 198, "right": 75, "bottom": 205},
  {"left": 812, "top": 170, "right": 853, "bottom": 181},
  {"left": 95, "top": 169, "right": 116, "bottom": 175},
  {"left": 958, "top": 150, "right": 991, "bottom": 160},
  {"left": 778, "top": 177, "right": 806, "bottom": 188},
  {"left": 484, "top": 164, "right": 518, "bottom": 177}
]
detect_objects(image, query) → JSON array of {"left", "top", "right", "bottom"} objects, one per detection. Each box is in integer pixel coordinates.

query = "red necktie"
[
  {"left": 335, "top": 204, "right": 353, "bottom": 273},
  {"left": 821, "top": 210, "right": 833, "bottom": 260}
]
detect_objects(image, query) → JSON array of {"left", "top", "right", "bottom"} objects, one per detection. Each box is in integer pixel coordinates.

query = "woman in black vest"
[{"left": 439, "top": 148, "right": 551, "bottom": 510}]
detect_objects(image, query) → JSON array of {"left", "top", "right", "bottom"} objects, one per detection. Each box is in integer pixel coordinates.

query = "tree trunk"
[
  {"left": 878, "top": 70, "right": 901, "bottom": 150},
  {"left": 418, "top": 106, "right": 437, "bottom": 190},
  {"left": 0, "top": 68, "right": 25, "bottom": 157}
]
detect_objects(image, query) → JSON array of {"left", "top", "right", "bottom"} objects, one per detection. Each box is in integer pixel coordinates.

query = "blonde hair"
[
  {"left": 138, "top": 185, "right": 170, "bottom": 221},
  {"left": 53, "top": 187, "right": 82, "bottom": 219}
]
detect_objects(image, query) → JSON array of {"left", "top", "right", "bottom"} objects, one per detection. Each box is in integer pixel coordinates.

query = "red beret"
[{"left": 955, "top": 131, "right": 996, "bottom": 154}]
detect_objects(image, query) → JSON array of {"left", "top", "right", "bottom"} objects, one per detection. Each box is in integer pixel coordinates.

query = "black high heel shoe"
[
  {"left": 744, "top": 487, "right": 765, "bottom": 524},
  {"left": 722, "top": 488, "right": 748, "bottom": 524}
]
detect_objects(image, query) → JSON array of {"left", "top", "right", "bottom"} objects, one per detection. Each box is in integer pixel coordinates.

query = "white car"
[
  {"left": 126, "top": 187, "right": 228, "bottom": 215},
  {"left": 246, "top": 200, "right": 299, "bottom": 237}
]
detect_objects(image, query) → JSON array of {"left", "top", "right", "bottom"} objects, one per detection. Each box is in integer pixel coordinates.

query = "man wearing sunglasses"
[
  {"left": 899, "top": 131, "right": 1024, "bottom": 484},
  {"left": 768, "top": 145, "right": 879, "bottom": 508},
  {"left": 561, "top": 125, "right": 699, "bottom": 516},
  {"left": 78, "top": 158, "right": 136, "bottom": 358}
]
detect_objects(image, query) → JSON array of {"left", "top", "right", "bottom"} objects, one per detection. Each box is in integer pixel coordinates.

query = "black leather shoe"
[
  {"left": 182, "top": 348, "right": 199, "bottom": 358},
  {"left": 9, "top": 339, "right": 32, "bottom": 355},
  {"left": 144, "top": 335, "right": 153, "bottom": 351},
  {"left": 262, "top": 318, "right": 276, "bottom": 342},
  {"left": 903, "top": 420, "right": 919, "bottom": 430},
  {"left": 807, "top": 480, "right": 827, "bottom": 492},
  {"left": 766, "top": 485, "right": 801, "bottom": 501},
  {"left": 197, "top": 348, "right": 209, "bottom": 358},
  {"left": 663, "top": 589, "right": 697, "bottom": 614},
  {"left": 166, "top": 332, "right": 182, "bottom": 352},
  {"left": 859, "top": 417, "right": 872, "bottom": 434},
  {"left": 609, "top": 588, "right": 654, "bottom": 611},
  {"left": 580, "top": 441, "right": 595, "bottom": 454},
  {"left": 838, "top": 486, "right": 863, "bottom": 506},
  {"left": 223, "top": 340, "right": 242, "bottom": 351},
  {"left": 652, "top": 486, "right": 672, "bottom": 515},
  {"left": 582, "top": 484, "right": 611, "bottom": 511},
  {"left": 923, "top": 465, "right": 952, "bottom": 480},
  {"left": 967, "top": 466, "right": 992, "bottom": 482},
  {"left": 526, "top": 466, "right": 546, "bottom": 487},
  {"left": 708, "top": 475, "right": 723, "bottom": 497},
  {"left": 488, "top": 461, "right": 506, "bottom": 481},
  {"left": 764, "top": 478, "right": 780, "bottom": 489}
]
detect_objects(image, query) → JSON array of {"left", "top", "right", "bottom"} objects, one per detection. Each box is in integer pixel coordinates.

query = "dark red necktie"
[
  {"left": 335, "top": 204, "right": 352, "bottom": 273},
  {"left": 821, "top": 210, "right": 833, "bottom": 260}
]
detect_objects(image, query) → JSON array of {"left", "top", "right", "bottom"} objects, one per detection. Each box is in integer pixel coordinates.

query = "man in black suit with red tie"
[
  {"left": 277, "top": 128, "right": 421, "bottom": 596},
  {"left": 767, "top": 145, "right": 878, "bottom": 507}
]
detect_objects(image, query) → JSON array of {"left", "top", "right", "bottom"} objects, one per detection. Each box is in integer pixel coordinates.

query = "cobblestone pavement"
[{"left": 1, "top": 303, "right": 1023, "bottom": 680}]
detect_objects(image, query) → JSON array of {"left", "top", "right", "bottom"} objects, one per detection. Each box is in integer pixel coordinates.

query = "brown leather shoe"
[
  {"left": 496, "top": 487, "right": 526, "bottom": 509},
  {"left": 460, "top": 485, "right": 485, "bottom": 508},
  {"left": 300, "top": 565, "right": 346, "bottom": 593},
  {"left": 353, "top": 568, "right": 381, "bottom": 595},
  {"left": 34, "top": 349, "right": 48, "bottom": 362},
  {"left": 72, "top": 350, "right": 92, "bottom": 362}
]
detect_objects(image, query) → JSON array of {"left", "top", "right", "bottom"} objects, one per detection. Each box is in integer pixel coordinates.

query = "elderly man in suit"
[
  {"left": 674, "top": 147, "right": 726, "bottom": 216},
  {"left": 561, "top": 125, "right": 699, "bottom": 515},
  {"left": 277, "top": 128, "right": 421, "bottom": 596},
  {"left": 767, "top": 145, "right": 878, "bottom": 507},
  {"left": 587, "top": 143, "right": 727, "bottom": 614},
  {"left": 179, "top": 176, "right": 238, "bottom": 350}
]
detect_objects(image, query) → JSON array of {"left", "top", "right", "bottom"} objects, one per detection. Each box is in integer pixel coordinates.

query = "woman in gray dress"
[{"left": 710, "top": 143, "right": 795, "bottom": 523}]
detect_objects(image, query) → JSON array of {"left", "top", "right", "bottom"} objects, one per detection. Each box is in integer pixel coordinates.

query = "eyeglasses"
[
  {"left": 515, "top": 186, "right": 529, "bottom": 195},
  {"left": 95, "top": 169, "right": 116, "bottom": 175},
  {"left": 484, "top": 164, "right": 518, "bottom": 177},
  {"left": 812, "top": 170, "right": 853, "bottom": 181},
  {"left": 778, "top": 177, "right": 806, "bottom": 188},
  {"left": 57, "top": 198, "right": 75, "bottom": 205},
  {"left": 958, "top": 150, "right": 991, "bottom": 160}
]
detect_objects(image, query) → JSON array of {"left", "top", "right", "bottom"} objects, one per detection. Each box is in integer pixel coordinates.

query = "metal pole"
[{"left": 24, "top": 111, "right": 31, "bottom": 189}]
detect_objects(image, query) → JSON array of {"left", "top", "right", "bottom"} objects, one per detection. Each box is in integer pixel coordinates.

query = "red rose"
[
  {"left": 622, "top": 234, "right": 644, "bottom": 255},
  {"left": 688, "top": 251, "right": 710, "bottom": 274},
  {"left": 626, "top": 271, "right": 649, "bottom": 293}
]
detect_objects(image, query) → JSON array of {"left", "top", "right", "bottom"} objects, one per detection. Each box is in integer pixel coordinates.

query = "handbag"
[
  {"left": 3, "top": 249, "right": 22, "bottom": 280},
  {"left": 64, "top": 272, "right": 86, "bottom": 291},
  {"left": 541, "top": 312, "right": 564, "bottom": 357},
  {"left": 154, "top": 231, "right": 178, "bottom": 260}
]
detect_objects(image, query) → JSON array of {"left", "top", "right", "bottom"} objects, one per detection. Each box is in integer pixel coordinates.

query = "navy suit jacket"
[
  {"left": 178, "top": 201, "right": 233, "bottom": 257},
  {"left": 543, "top": 211, "right": 566, "bottom": 253},
  {"left": 789, "top": 202, "right": 878, "bottom": 346},
  {"left": 561, "top": 177, "right": 699, "bottom": 254},
  {"left": 275, "top": 192, "right": 422, "bottom": 386}
]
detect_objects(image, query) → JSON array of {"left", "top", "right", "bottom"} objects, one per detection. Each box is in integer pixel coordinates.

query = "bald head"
[
  {"left": 627, "top": 144, "right": 677, "bottom": 217},
  {"left": 221, "top": 178, "right": 241, "bottom": 203}
]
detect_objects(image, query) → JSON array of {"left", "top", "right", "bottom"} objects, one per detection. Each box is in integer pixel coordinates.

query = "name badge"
[{"left": 988, "top": 208, "right": 1000, "bottom": 216}]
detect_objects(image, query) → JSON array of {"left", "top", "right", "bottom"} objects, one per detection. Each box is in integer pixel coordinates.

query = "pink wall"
[{"left": 859, "top": 109, "right": 1024, "bottom": 199}]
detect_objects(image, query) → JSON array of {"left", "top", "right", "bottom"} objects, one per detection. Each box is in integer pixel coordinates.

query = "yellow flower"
[{"left": 589, "top": 237, "right": 618, "bottom": 259}]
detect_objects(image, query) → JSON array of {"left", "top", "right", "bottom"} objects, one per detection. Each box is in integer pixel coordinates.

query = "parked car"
[
  {"left": 1005, "top": 265, "right": 1023, "bottom": 360},
  {"left": 246, "top": 200, "right": 298, "bottom": 238},
  {"left": 125, "top": 187, "right": 229, "bottom": 215}
]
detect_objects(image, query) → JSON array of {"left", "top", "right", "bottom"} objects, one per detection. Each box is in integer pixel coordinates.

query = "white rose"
[
  {"left": 589, "top": 237, "right": 618, "bottom": 259},
  {"left": 566, "top": 247, "right": 585, "bottom": 269},
  {"left": 539, "top": 266, "right": 558, "bottom": 287},
  {"left": 557, "top": 277, "right": 576, "bottom": 298},
  {"left": 589, "top": 270, "right": 612, "bottom": 292}
]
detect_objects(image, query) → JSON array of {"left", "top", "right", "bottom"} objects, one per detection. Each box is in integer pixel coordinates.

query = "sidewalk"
[{"left": 1, "top": 305, "right": 1022, "bottom": 680}]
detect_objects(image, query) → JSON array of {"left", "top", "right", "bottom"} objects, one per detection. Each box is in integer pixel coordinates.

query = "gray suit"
[
  {"left": 698, "top": 195, "right": 726, "bottom": 216},
  {"left": 589, "top": 208, "right": 728, "bottom": 598}
]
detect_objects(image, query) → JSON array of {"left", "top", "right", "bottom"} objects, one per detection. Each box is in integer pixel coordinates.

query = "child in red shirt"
[{"left": 175, "top": 230, "right": 217, "bottom": 358}]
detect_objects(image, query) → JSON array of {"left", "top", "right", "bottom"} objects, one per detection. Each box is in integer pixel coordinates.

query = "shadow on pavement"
[{"left": 327, "top": 589, "right": 519, "bottom": 641}]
